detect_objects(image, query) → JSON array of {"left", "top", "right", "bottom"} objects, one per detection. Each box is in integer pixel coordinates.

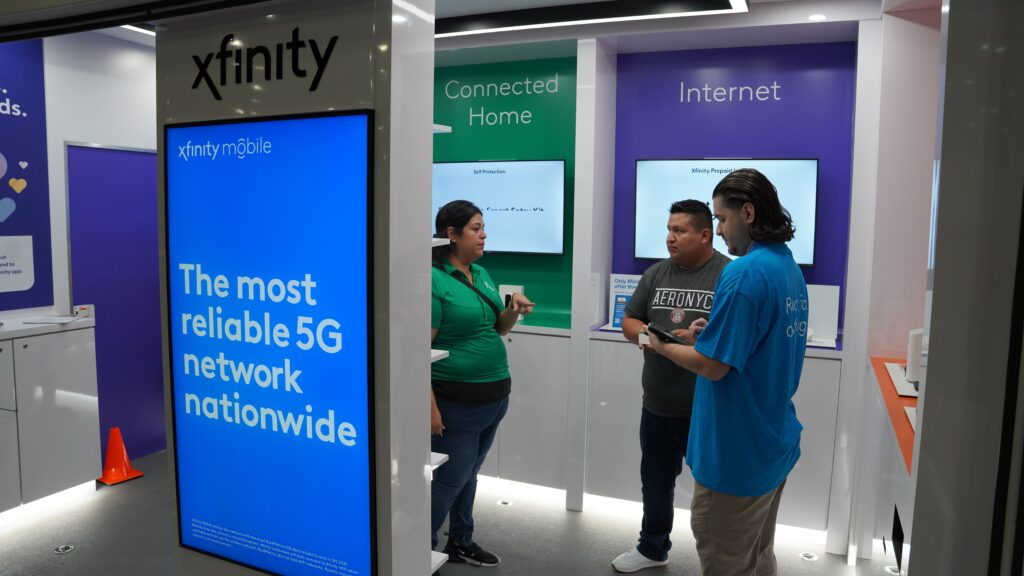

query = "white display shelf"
[
  {"left": 431, "top": 550, "right": 449, "bottom": 572},
  {"left": 427, "top": 233, "right": 449, "bottom": 575},
  {"left": 904, "top": 406, "right": 918, "bottom": 432},
  {"left": 432, "top": 124, "right": 452, "bottom": 134},
  {"left": 430, "top": 451, "right": 448, "bottom": 471}
]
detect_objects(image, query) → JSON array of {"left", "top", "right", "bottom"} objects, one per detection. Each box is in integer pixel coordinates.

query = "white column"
[
  {"left": 826, "top": 18, "right": 883, "bottom": 558},
  {"left": 382, "top": 1, "right": 435, "bottom": 574},
  {"left": 565, "top": 37, "right": 617, "bottom": 511}
]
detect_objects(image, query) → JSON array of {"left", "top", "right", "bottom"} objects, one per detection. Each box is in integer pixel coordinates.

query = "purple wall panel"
[
  {"left": 614, "top": 43, "right": 856, "bottom": 330},
  {"left": 68, "top": 146, "right": 164, "bottom": 458}
]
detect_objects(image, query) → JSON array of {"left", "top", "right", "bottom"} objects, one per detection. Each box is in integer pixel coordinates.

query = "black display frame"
[
  {"left": 632, "top": 157, "right": 820, "bottom": 267},
  {"left": 432, "top": 158, "right": 568, "bottom": 256},
  {"left": 162, "top": 109, "right": 377, "bottom": 576}
]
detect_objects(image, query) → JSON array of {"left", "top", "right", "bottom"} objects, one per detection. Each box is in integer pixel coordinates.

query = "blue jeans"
[
  {"left": 430, "top": 395, "right": 509, "bottom": 549},
  {"left": 638, "top": 408, "right": 690, "bottom": 562}
]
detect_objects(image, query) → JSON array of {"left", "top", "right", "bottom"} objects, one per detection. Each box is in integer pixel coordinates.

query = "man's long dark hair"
[
  {"left": 711, "top": 168, "right": 795, "bottom": 243},
  {"left": 432, "top": 200, "right": 482, "bottom": 263}
]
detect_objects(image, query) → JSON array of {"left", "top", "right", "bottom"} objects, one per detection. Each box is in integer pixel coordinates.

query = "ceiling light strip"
[
  {"left": 120, "top": 24, "right": 155, "bottom": 36},
  {"left": 436, "top": 7, "right": 748, "bottom": 39}
]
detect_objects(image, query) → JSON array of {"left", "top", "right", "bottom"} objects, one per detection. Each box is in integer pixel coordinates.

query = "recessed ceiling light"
[
  {"left": 392, "top": 14, "right": 408, "bottom": 23},
  {"left": 808, "top": 14, "right": 827, "bottom": 22}
]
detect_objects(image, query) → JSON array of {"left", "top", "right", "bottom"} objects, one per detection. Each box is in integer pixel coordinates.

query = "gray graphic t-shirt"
[{"left": 625, "top": 252, "right": 731, "bottom": 418}]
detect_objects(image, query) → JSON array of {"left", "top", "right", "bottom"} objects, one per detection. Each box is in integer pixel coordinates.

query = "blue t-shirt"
[{"left": 687, "top": 243, "right": 808, "bottom": 497}]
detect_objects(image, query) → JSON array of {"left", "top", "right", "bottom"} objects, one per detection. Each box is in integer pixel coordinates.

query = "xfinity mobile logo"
[{"left": 191, "top": 28, "right": 338, "bottom": 101}]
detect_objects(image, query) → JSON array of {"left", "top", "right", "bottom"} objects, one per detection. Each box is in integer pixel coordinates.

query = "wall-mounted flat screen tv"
[
  {"left": 432, "top": 160, "right": 565, "bottom": 255},
  {"left": 635, "top": 159, "right": 818, "bottom": 266}
]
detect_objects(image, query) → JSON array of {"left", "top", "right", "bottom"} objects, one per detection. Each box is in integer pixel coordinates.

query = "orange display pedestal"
[{"left": 870, "top": 357, "right": 918, "bottom": 475}]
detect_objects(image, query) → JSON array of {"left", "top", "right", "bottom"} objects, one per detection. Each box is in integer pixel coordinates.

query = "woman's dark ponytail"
[{"left": 432, "top": 200, "right": 482, "bottom": 263}]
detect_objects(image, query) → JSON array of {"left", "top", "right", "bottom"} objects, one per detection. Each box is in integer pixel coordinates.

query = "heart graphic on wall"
[
  {"left": 0, "top": 152, "right": 6, "bottom": 179},
  {"left": 0, "top": 197, "right": 15, "bottom": 223},
  {"left": 18, "top": 161, "right": 28, "bottom": 169},
  {"left": 9, "top": 178, "right": 27, "bottom": 193}
]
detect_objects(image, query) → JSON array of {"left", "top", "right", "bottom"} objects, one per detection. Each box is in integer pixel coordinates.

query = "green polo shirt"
[{"left": 431, "top": 260, "right": 510, "bottom": 383}]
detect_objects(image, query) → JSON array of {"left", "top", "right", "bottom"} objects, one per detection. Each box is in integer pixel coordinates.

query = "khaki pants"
[{"left": 690, "top": 480, "right": 786, "bottom": 576}]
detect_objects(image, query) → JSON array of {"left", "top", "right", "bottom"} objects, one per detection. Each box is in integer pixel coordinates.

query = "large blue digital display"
[{"left": 166, "top": 112, "right": 373, "bottom": 576}]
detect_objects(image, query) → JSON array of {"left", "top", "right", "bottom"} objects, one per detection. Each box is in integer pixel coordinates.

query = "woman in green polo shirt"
[{"left": 430, "top": 200, "right": 534, "bottom": 569}]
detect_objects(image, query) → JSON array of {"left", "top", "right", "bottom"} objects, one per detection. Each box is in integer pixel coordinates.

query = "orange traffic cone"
[{"left": 97, "top": 427, "right": 144, "bottom": 485}]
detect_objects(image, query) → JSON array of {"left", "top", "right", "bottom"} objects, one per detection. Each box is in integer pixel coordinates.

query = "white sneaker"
[{"left": 611, "top": 548, "right": 669, "bottom": 573}]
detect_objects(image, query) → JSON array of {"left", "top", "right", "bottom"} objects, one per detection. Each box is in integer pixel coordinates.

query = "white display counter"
[
  {"left": 0, "top": 317, "right": 99, "bottom": 512},
  {"left": 484, "top": 325, "right": 842, "bottom": 532}
]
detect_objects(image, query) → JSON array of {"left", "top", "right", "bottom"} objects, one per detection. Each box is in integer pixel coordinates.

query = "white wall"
[
  {"left": 866, "top": 10, "right": 941, "bottom": 358},
  {"left": 911, "top": 0, "right": 1024, "bottom": 571},
  {"left": 838, "top": 8, "right": 942, "bottom": 560},
  {"left": 42, "top": 31, "right": 156, "bottom": 315}
]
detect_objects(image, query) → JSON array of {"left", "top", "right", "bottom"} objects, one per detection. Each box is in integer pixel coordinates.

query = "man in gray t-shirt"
[{"left": 612, "top": 200, "right": 730, "bottom": 573}]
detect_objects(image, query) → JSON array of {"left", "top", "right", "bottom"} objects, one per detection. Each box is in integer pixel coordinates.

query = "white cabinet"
[
  {"left": 499, "top": 332, "right": 571, "bottom": 489},
  {"left": 0, "top": 340, "right": 14, "bottom": 410},
  {"left": 778, "top": 357, "right": 842, "bottom": 530},
  {"left": 1, "top": 325, "right": 100, "bottom": 505},
  {"left": 0, "top": 340, "right": 21, "bottom": 513},
  {"left": 0, "top": 408, "right": 20, "bottom": 513},
  {"left": 585, "top": 339, "right": 648, "bottom": 502},
  {"left": 585, "top": 336, "right": 842, "bottom": 531}
]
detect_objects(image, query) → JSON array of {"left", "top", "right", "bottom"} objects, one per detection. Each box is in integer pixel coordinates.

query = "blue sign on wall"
[
  {"left": 166, "top": 112, "right": 374, "bottom": 576},
  {"left": 0, "top": 39, "right": 53, "bottom": 310}
]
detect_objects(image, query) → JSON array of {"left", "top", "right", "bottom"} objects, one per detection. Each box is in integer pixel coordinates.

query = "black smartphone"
[
  {"left": 647, "top": 322, "right": 688, "bottom": 345},
  {"left": 504, "top": 294, "right": 513, "bottom": 309}
]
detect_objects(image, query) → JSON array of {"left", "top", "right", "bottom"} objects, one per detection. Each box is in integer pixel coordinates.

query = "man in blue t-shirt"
[{"left": 647, "top": 168, "right": 808, "bottom": 576}]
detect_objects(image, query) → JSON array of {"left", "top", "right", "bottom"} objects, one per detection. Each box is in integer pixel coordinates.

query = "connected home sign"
[
  {"left": 166, "top": 109, "right": 374, "bottom": 575},
  {"left": 435, "top": 59, "right": 576, "bottom": 130}
]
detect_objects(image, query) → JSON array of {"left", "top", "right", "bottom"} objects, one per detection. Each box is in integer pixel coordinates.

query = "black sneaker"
[{"left": 443, "top": 539, "right": 501, "bottom": 567}]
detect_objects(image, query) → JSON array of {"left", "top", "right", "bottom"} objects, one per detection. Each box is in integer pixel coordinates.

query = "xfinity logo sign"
[{"left": 191, "top": 28, "right": 338, "bottom": 101}]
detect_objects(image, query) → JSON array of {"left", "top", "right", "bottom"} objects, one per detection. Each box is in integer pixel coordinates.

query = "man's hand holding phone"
[{"left": 647, "top": 322, "right": 688, "bottom": 345}]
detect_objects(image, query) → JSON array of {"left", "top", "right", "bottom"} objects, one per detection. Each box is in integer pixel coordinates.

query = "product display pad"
[
  {"left": 635, "top": 159, "right": 818, "bottom": 265},
  {"left": 165, "top": 112, "right": 374, "bottom": 576},
  {"left": 432, "top": 160, "right": 565, "bottom": 254}
]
